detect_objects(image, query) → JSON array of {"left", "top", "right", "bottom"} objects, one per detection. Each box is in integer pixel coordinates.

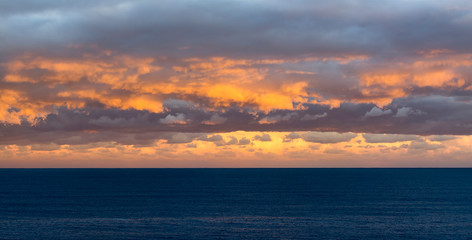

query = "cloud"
[
  {"left": 199, "top": 134, "right": 225, "bottom": 146},
  {"left": 186, "top": 143, "right": 197, "bottom": 148},
  {"left": 1, "top": 0, "right": 472, "bottom": 154},
  {"left": 323, "top": 147, "right": 346, "bottom": 154},
  {"left": 428, "top": 135, "right": 457, "bottom": 142},
  {"left": 226, "top": 136, "right": 238, "bottom": 145},
  {"left": 160, "top": 113, "right": 187, "bottom": 125},
  {"left": 238, "top": 137, "right": 251, "bottom": 145},
  {"left": 2, "top": 0, "right": 472, "bottom": 168},
  {"left": 1, "top": 93, "right": 472, "bottom": 149},
  {"left": 165, "top": 133, "right": 198, "bottom": 144},
  {"left": 408, "top": 139, "right": 444, "bottom": 152},
  {"left": 365, "top": 107, "right": 392, "bottom": 117},
  {"left": 197, "top": 134, "right": 251, "bottom": 146},
  {"left": 4, "top": 0, "right": 472, "bottom": 61},
  {"left": 394, "top": 107, "right": 412, "bottom": 118},
  {"left": 300, "top": 112, "right": 327, "bottom": 121},
  {"left": 254, "top": 133, "right": 272, "bottom": 142},
  {"left": 259, "top": 112, "right": 298, "bottom": 124},
  {"left": 394, "top": 107, "right": 425, "bottom": 118},
  {"left": 30, "top": 143, "right": 61, "bottom": 151},
  {"left": 163, "top": 99, "right": 195, "bottom": 111},
  {"left": 202, "top": 114, "right": 227, "bottom": 125},
  {"left": 90, "top": 116, "right": 128, "bottom": 126},
  {"left": 284, "top": 132, "right": 301, "bottom": 142},
  {"left": 362, "top": 133, "right": 420, "bottom": 143},
  {"left": 301, "top": 132, "right": 357, "bottom": 143}
]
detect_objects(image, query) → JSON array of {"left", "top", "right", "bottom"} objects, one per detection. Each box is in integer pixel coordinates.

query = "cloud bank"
[{"left": 1, "top": 0, "right": 472, "bottom": 166}]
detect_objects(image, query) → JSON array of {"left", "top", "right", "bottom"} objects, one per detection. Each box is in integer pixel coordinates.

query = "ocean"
[{"left": 1, "top": 168, "right": 472, "bottom": 239}]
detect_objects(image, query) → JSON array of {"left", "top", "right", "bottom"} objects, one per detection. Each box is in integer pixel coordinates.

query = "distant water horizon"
[
  {"left": 6, "top": 167, "right": 472, "bottom": 171},
  {"left": 2, "top": 168, "right": 472, "bottom": 239}
]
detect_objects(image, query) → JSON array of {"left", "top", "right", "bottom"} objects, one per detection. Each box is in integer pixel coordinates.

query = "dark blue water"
[{"left": 1, "top": 169, "right": 472, "bottom": 239}]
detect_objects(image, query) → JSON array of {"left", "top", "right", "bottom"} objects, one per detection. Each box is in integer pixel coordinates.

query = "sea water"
[{"left": 1, "top": 168, "right": 472, "bottom": 239}]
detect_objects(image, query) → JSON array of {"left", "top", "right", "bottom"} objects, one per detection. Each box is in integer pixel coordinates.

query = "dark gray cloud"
[
  {"left": 362, "top": 133, "right": 420, "bottom": 143},
  {"left": 2, "top": 0, "right": 472, "bottom": 147},
  {"left": 2, "top": 0, "right": 472, "bottom": 61},
  {"left": 238, "top": 137, "right": 251, "bottom": 145},
  {"left": 2, "top": 0, "right": 472, "bottom": 109},
  {"left": 2, "top": 94, "right": 471, "bottom": 145},
  {"left": 428, "top": 135, "right": 457, "bottom": 142},
  {"left": 254, "top": 133, "right": 272, "bottom": 142},
  {"left": 408, "top": 139, "right": 445, "bottom": 153},
  {"left": 300, "top": 132, "right": 357, "bottom": 144}
]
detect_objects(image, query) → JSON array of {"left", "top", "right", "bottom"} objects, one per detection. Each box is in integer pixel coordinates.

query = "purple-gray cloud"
[
  {"left": 1, "top": 94, "right": 472, "bottom": 146},
  {"left": 1, "top": 0, "right": 472, "bottom": 147},
  {"left": 2, "top": 0, "right": 472, "bottom": 60}
]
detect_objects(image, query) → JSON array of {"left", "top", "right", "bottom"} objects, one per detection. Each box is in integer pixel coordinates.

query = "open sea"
[{"left": 1, "top": 168, "right": 472, "bottom": 239}]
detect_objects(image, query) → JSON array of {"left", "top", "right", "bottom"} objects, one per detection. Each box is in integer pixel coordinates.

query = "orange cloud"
[
  {"left": 1, "top": 53, "right": 163, "bottom": 121},
  {"left": 3, "top": 54, "right": 159, "bottom": 86},
  {"left": 3, "top": 50, "right": 472, "bottom": 125},
  {"left": 2, "top": 54, "right": 315, "bottom": 122},
  {"left": 357, "top": 53, "right": 472, "bottom": 106},
  {"left": 0, "top": 89, "right": 50, "bottom": 124}
]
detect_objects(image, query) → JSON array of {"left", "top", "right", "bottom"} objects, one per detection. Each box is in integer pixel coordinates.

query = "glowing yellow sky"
[{"left": 1, "top": 131, "right": 471, "bottom": 167}]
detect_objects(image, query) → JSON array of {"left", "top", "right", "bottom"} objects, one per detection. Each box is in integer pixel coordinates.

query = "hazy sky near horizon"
[{"left": 1, "top": 0, "right": 472, "bottom": 167}]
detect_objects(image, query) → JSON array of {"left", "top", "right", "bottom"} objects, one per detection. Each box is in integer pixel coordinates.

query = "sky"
[{"left": 1, "top": 0, "right": 472, "bottom": 167}]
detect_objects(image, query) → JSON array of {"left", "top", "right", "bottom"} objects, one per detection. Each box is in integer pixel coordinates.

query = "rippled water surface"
[{"left": 1, "top": 169, "right": 472, "bottom": 239}]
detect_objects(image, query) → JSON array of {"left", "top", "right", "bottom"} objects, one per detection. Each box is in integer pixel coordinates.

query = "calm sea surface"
[{"left": 1, "top": 169, "right": 472, "bottom": 239}]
